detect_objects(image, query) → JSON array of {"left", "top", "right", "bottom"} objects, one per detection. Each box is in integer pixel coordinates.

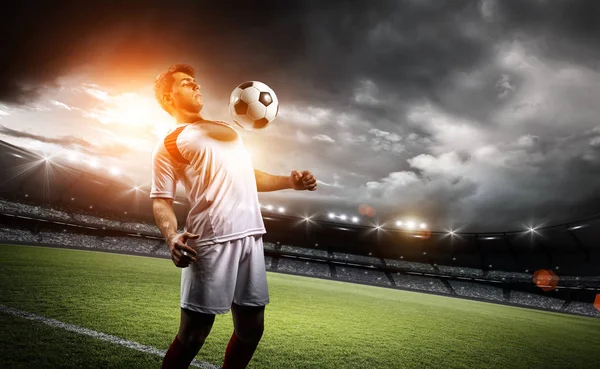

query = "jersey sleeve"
[{"left": 150, "top": 142, "right": 179, "bottom": 199}]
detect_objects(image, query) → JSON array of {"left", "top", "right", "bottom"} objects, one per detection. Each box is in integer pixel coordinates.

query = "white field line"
[{"left": 0, "top": 305, "right": 221, "bottom": 369}]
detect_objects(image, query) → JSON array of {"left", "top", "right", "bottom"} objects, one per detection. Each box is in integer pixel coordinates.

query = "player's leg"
[
  {"left": 222, "top": 235, "right": 269, "bottom": 369},
  {"left": 162, "top": 308, "right": 216, "bottom": 369},
  {"left": 163, "top": 238, "right": 241, "bottom": 369},
  {"left": 222, "top": 303, "right": 265, "bottom": 369}
]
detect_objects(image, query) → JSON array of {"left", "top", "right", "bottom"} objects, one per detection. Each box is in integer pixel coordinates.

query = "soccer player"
[{"left": 150, "top": 64, "right": 317, "bottom": 369}]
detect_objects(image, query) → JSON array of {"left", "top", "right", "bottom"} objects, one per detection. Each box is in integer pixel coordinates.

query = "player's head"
[{"left": 154, "top": 64, "right": 203, "bottom": 116}]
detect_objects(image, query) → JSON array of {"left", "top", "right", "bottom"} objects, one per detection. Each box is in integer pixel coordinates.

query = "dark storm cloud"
[
  {"left": 0, "top": 125, "right": 131, "bottom": 157},
  {"left": 1, "top": 0, "right": 595, "bottom": 108},
  {"left": 494, "top": 0, "right": 600, "bottom": 67}
]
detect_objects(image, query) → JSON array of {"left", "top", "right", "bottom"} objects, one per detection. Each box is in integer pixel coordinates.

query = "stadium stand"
[
  {"left": 392, "top": 273, "right": 452, "bottom": 294},
  {"left": 336, "top": 265, "right": 390, "bottom": 286},
  {"left": 487, "top": 270, "right": 531, "bottom": 283},
  {"left": 264, "top": 255, "right": 273, "bottom": 269},
  {"left": 280, "top": 244, "right": 329, "bottom": 258},
  {"left": 263, "top": 242, "right": 278, "bottom": 251},
  {"left": 0, "top": 225, "right": 38, "bottom": 244},
  {"left": 277, "top": 257, "right": 331, "bottom": 278},
  {"left": 0, "top": 198, "right": 72, "bottom": 222},
  {"left": 564, "top": 301, "right": 600, "bottom": 318},
  {"left": 510, "top": 291, "right": 564, "bottom": 311},
  {"left": 448, "top": 280, "right": 505, "bottom": 302},
  {"left": 437, "top": 265, "right": 484, "bottom": 278},
  {"left": 384, "top": 259, "right": 435, "bottom": 273},
  {"left": 333, "top": 252, "right": 383, "bottom": 266}
]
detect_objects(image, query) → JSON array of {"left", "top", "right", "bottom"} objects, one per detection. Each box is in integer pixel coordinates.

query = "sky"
[{"left": 1, "top": 0, "right": 600, "bottom": 232}]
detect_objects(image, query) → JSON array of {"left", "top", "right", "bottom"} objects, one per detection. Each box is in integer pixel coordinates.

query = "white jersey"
[{"left": 150, "top": 120, "right": 265, "bottom": 246}]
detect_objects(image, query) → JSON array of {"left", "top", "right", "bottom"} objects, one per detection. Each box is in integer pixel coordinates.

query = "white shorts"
[{"left": 180, "top": 234, "right": 269, "bottom": 314}]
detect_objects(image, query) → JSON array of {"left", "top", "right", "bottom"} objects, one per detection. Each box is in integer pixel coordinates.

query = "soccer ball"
[{"left": 229, "top": 81, "right": 279, "bottom": 130}]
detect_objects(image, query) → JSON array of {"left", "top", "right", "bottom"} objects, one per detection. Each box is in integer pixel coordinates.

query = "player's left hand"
[{"left": 290, "top": 170, "right": 317, "bottom": 191}]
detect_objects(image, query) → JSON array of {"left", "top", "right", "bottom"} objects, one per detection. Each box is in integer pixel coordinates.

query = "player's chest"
[{"left": 180, "top": 124, "right": 250, "bottom": 165}]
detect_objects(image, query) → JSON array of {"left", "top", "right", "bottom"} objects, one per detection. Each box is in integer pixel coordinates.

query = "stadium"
[
  {"left": 3, "top": 2, "right": 600, "bottom": 368},
  {"left": 1, "top": 136, "right": 599, "bottom": 369}
]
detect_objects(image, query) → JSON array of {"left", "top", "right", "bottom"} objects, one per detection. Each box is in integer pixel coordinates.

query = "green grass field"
[{"left": 1, "top": 244, "right": 599, "bottom": 369}]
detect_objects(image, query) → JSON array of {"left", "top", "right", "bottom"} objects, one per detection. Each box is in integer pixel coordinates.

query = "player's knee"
[
  {"left": 178, "top": 329, "right": 211, "bottom": 349},
  {"left": 178, "top": 319, "right": 215, "bottom": 348},
  {"left": 236, "top": 323, "right": 264, "bottom": 345}
]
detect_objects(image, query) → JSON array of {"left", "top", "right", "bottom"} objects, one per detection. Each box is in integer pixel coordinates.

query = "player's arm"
[
  {"left": 254, "top": 169, "right": 317, "bottom": 192},
  {"left": 150, "top": 146, "right": 198, "bottom": 267},
  {"left": 152, "top": 199, "right": 199, "bottom": 267},
  {"left": 152, "top": 198, "right": 178, "bottom": 241}
]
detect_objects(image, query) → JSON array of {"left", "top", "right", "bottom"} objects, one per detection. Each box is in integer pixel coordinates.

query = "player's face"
[{"left": 170, "top": 72, "right": 203, "bottom": 113}]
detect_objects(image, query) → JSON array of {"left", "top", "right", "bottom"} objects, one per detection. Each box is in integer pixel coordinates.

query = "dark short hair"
[{"left": 154, "top": 64, "right": 196, "bottom": 114}]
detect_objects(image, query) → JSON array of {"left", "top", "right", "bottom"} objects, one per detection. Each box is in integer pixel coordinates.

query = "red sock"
[
  {"left": 162, "top": 336, "right": 196, "bottom": 369},
  {"left": 222, "top": 332, "right": 259, "bottom": 369}
]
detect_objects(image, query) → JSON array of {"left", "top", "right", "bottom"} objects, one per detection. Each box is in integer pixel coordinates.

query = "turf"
[
  {"left": 1, "top": 243, "right": 599, "bottom": 369},
  {"left": 1, "top": 314, "right": 163, "bottom": 368}
]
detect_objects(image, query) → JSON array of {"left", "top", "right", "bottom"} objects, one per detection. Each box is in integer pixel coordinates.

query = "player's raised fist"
[
  {"left": 167, "top": 232, "right": 200, "bottom": 268},
  {"left": 289, "top": 170, "right": 317, "bottom": 191}
]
